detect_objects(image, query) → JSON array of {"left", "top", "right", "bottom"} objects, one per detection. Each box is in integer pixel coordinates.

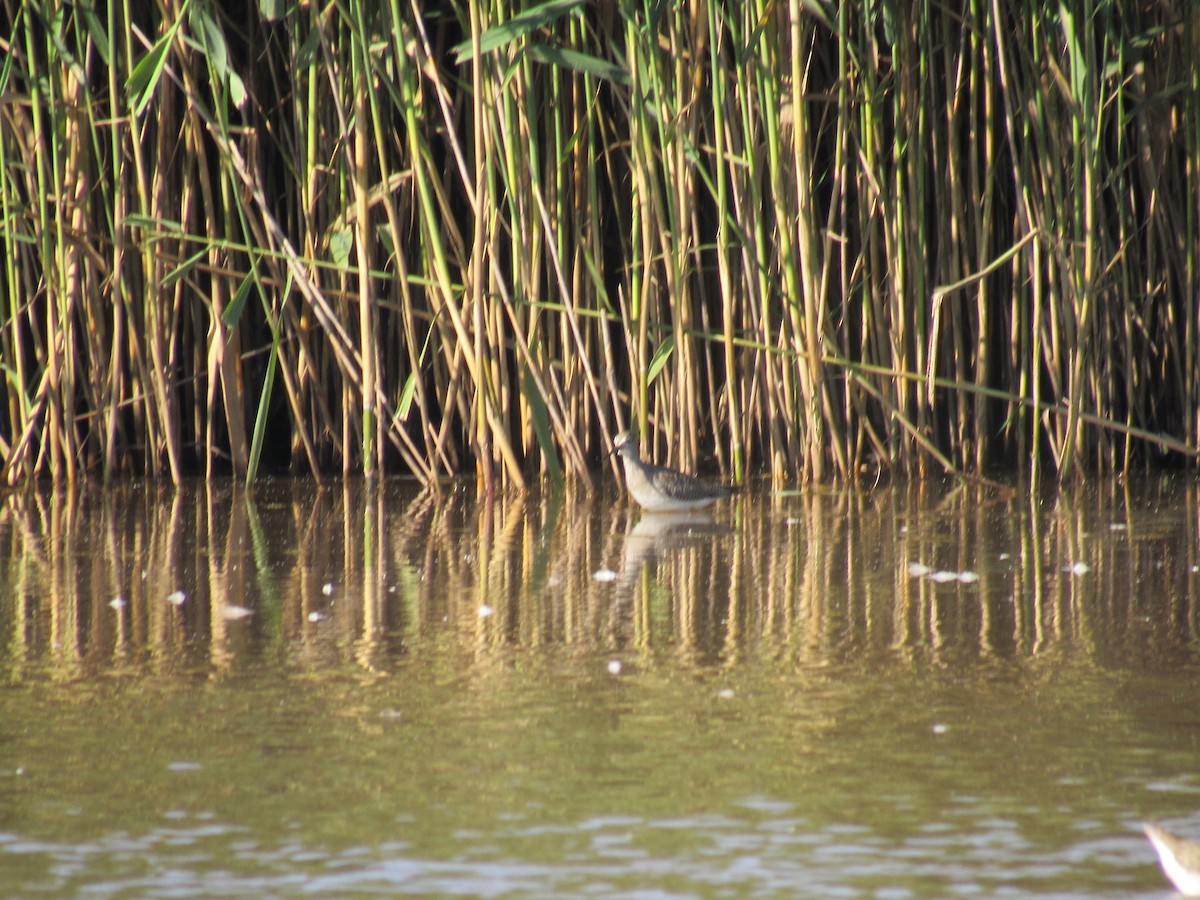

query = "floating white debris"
[
  {"left": 1069, "top": 561, "right": 1091, "bottom": 576},
  {"left": 166, "top": 590, "right": 186, "bottom": 606},
  {"left": 717, "top": 687, "right": 736, "bottom": 700},
  {"left": 607, "top": 660, "right": 622, "bottom": 675},
  {"left": 593, "top": 568, "right": 618, "bottom": 582},
  {"left": 322, "top": 582, "right": 334, "bottom": 596},
  {"left": 785, "top": 516, "right": 802, "bottom": 526},
  {"left": 221, "top": 605, "right": 254, "bottom": 620},
  {"left": 166, "top": 761, "right": 202, "bottom": 772},
  {"left": 307, "top": 611, "right": 325, "bottom": 623},
  {"left": 911, "top": 565, "right": 981, "bottom": 584},
  {"left": 109, "top": 596, "right": 126, "bottom": 610},
  {"left": 478, "top": 604, "right": 494, "bottom": 618},
  {"left": 932, "top": 723, "right": 948, "bottom": 735},
  {"left": 1110, "top": 523, "right": 1127, "bottom": 531}
]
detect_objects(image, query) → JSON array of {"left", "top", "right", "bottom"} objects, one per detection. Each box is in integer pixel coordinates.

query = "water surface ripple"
[{"left": 1, "top": 477, "right": 1198, "bottom": 897}]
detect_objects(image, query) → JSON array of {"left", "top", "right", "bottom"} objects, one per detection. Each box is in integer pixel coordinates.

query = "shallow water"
[{"left": 1, "top": 476, "right": 1199, "bottom": 897}]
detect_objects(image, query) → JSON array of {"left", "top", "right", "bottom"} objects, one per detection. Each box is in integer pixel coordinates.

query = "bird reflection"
[
  {"left": 604, "top": 510, "right": 732, "bottom": 651},
  {"left": 618, "top": 510, "right": 730, "bottom": 587}
]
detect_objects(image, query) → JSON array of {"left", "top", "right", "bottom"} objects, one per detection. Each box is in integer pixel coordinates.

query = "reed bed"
[{"left": 0, "top": 1, "right": 1196, "bottom": 485}]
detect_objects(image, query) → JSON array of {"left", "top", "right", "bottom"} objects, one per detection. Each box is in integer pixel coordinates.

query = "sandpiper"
[
  {"left": 1144, "top": 823, "right": 1200, "bottom": 896},
  {"left": 610, "top": 430, "right": 733, "bottom": 512}
]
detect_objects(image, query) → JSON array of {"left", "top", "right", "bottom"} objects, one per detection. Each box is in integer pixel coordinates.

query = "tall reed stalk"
[{"left": 0, "top": 0, "right": 1196, "bottom": 485}]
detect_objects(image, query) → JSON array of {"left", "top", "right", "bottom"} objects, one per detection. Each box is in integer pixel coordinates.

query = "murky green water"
[{"left": 1, "top": 477, "right": 1199, "bottom": 896}]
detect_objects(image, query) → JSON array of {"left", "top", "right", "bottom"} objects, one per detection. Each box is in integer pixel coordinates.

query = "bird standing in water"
[{"left": 610, "top": 430, "right": 733, "bottom": 512}]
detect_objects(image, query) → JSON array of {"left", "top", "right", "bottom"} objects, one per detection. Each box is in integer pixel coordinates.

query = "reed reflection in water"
[{"left": 0, "top": 476, "right": 1198, "bottom": 676}]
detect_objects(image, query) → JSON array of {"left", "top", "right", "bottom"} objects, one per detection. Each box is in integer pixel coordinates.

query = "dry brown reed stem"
[{"left": 0, "top": 2, "right": 1195, "bottom": 485}]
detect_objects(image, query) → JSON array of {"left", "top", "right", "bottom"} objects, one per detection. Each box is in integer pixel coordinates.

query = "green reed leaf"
[
  {"left": 222, "top": 272, "right": 256, "bottom": 329},
  {"left": 397, "top": 371, "right": 418, "bottom": 421},
  {"left": 126, "top": 27, "right": 177, "bottom": 117},
  {"left": 526, "top": 44, "right": 630, "bottom": 85},
  {"left": 330, "top": 227, "right": 353, "bottom": 269},
  {"left": 452, "top": 0, "right": 586, "bottom": 62},
  {"left": 523, "top": 367, "right": 563, "bottom": 483},
  {"left": 647, "top": 336, "right": 674, "bottom": 386},
  {"left": 259, "top": 0, "right": 286, "bottom": 22}
]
